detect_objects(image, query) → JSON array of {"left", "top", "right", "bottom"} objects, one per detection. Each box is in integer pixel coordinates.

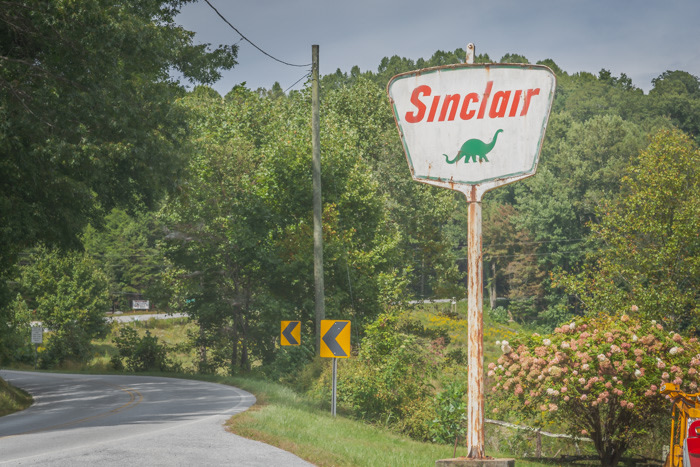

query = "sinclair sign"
[{"left": 387, "top": 64, "right": 556, "bottom": 196}]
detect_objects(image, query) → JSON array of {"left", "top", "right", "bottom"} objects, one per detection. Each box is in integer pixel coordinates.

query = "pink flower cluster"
[{"left": 488, "top": 314, "right": 700, "bottom": 432}]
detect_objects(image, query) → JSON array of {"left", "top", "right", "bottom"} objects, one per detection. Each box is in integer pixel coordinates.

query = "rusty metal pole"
[
  {"left": 466, "top": 193, "right": 485, "bottom": 458},
  {"left": 465, "top": 43, "right": 485, "bottom": 459}
]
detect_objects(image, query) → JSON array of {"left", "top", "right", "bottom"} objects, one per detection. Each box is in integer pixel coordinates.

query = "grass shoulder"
[
  {"left": 211, "top": 374, "right": 549, "bottom": 467},
  {"left": 0, "top": 376, "right": 33, "bottom": 417}
]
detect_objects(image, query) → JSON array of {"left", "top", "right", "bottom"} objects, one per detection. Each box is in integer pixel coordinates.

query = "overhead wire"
[
  {"left": 284, "top": 71, "right": 312, "bottom": 93},
  {"left": 202, "top": 0, "right": 311, "bottom": 68}
]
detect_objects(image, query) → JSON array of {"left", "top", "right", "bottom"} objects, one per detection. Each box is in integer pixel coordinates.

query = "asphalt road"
[
  {"left": 0, "top": 370, "right": 313, "bottom": 466},
  {"left": 106, "top": 312, "right": 187, "bottom": 323}
]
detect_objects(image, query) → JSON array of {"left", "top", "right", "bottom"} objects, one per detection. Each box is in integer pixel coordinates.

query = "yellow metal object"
[
  {"left": 661, "top": 383, "right": 700, "bottom": 466},
  {"left": 280, "top": 321, "right": 301, "bottom": 346},
  {"left": 320, "top": 320, "right": 351, "bottom": 358}
]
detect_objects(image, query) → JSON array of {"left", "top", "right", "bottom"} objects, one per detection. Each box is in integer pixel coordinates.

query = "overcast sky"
[{"left": 175, "top": 0, "right": 700, "bottom": 95}]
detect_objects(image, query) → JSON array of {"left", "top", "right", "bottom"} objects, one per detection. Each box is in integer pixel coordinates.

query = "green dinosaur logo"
[{"left": 443, "top": 129, "right": 503, "bottom": 164}]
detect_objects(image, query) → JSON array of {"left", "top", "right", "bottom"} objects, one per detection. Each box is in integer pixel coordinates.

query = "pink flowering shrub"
[{"left": 488, "top": 314, "right": 700, "bottom": 467}]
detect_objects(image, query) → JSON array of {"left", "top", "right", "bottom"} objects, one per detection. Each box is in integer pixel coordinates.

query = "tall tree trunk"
[
  {"left": 240, "top": 312, "right": 250, "bottom": 371},
  {"left": 230, "top": 316, "right": 238, "bottom": 372}
]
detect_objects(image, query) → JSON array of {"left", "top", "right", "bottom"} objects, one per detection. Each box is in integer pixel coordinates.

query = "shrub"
[
  {"left": 429, "top": 380, "right": 467, "bottom": 444},
  {"left": 311, "top": 310, "right": 464, "bottom": 441},
  {"left": 112, "top": 326, "right": 176, "bottom": 372},
  {"left": 488, "top": 313, "right": 700, "bottom": 466}
]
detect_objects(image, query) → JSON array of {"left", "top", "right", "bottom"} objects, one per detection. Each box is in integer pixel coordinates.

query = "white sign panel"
[
  {"left": 31, "top": 326, "right": 43, "bottom": 344},
  {"left": 388, "top": 64, "right": 555, "bottom": 196},
  {"left": 132, "top": 300, "right": 150, "bottom": 310}
]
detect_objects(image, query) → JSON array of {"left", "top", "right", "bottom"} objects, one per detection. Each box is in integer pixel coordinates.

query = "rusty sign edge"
[{"left": 387, "top": 63, "right": 557, "bottom": 198}]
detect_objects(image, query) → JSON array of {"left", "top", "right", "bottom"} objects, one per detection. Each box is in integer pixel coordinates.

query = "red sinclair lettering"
[
  {"left": 404, "top": 81, "right": 541, "bottom": 123},
  {"left": 405, "top": 85, "right": 429, "bottom": 123}
]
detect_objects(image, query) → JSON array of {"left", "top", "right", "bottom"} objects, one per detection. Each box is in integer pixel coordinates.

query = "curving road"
[{"left": 0, "top": 370, "right": 313, "bottom": 466}]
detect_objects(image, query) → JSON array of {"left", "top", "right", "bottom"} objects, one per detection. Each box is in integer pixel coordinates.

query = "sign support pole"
[
  {"left": 331, "top": 357, "right": 338, "bottom": 417},
  {"left": 464, "top": 44, "right": 485, "bottom": 459},
  {"left": 31, "top": 323, "right": 43, "bottom": 370},
  {"left": 466, "top": 192, "right": 485, "bottom": 457}
]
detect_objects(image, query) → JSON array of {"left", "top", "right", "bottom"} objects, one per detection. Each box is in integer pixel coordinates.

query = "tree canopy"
[{"left": 0, "top": 0, "right": 237, "bottom": 270}]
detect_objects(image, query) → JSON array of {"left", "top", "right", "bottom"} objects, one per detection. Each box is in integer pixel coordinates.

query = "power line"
[
  {"left": 284, "top": 71, "right": 311, "bottom": 93},
  {"left": 480, "top": 238, "right": 587, "bottom": 248},
  {"left": 203, "top": 0, "right": 311, "bottom": 68}
]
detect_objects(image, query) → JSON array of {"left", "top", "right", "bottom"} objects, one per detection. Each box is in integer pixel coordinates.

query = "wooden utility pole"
[{"left": 311, "top": 44, "right": 325, "bottom": 352}]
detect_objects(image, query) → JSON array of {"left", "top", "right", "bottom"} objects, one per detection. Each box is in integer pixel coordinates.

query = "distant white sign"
[
  {"left": 388, "top": 64, "right": 556, "bottom": 198},
  {"left": 132, "top": 300, "right": 150, "bottom": 310},
  {"left": 31, "top": 325, "right": 43, "bottom": 344}
]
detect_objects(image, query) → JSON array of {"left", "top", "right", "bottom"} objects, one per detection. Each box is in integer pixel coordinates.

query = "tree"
[
  {"left": 324, "top": 77, "right": 461, "bottom": 300},
  {"left": 161, "top": 89, "right": 272, "bottom": 373},
  {"left": 557, "top": 129, "right": 699, "bottom": 329},
  {"left": 510, "top": 115, "right": 648, "bottom": 326},
  {"left": 650, "top": 71, "right": 700, "bottom": 141},
  {"left": 0, "top": 0, "right": 237, "bottom": 278},
  {"left": 489, "top": 314, "right": 700, "bottom": 466},
  {"left": 82, "top": 209, "right": 166, "bottom": 310},
  {"left": 499, "top": 53, "right": 529, "bottom": 64},
  {"left": 10, "top": 247, "right": 110, "bottom": 365}
]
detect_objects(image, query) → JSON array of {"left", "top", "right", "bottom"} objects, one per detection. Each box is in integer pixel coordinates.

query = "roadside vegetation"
[
  {"left": 1, "top": 2, "right": 698, "bottom": 466},
  {"left": 0, "top": 378, "right": 32, "bottom": 417}
]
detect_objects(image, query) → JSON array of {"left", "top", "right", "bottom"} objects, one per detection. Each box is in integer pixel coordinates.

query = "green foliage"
[
  {"left": 557, "top": 129, "right": 699, "bottom": 329},
  {"left": 0, "top": 294, "right": 34, "bottom": 364},
  {"left": 488, "top": 314, "right": 700, "bottom": 466},
  {"left": 0, "top": 377, "right": 32, "bottom": 417},
  {"left": 161, "top": 88, "right": 277, "bottom": 372},
  {"left": 83, "top": 209, "right": 168, "bottom": 309},
  {"left": 649, "top": 71, "right": 700, "bottom": 141},
  {"left": 10, "top": 247, "right": 110, "bottom": 365},
  {"left": 0, "top": 0, "right": 237, "bottom": 274},
  {"left": 111, "top": 326, "right": 176, "bottom": 372},
  {"left": 489, "top": 306, "right": 510, "bottom": 325},
  {"left": 429, "top": 381, "right": 468, "bottom": 444},
  {"left": 499, "top": 53, "right": 530, "bottom": 64},
  {"left": 259, "top": 343, "right": 317, "bottom": 388},
  {"left": 311, "top": 310, "right": 466, "bottom": 441}
]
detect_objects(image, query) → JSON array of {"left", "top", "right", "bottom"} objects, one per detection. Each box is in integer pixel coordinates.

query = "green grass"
[
  {"left": 213, "top": 375, "right": 550, "bottom": 467},
  {"left": 0, "top": 377, "right": 33, "bottom": 417}
]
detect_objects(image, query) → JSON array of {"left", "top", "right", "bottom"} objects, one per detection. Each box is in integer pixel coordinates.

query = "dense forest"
[
  {"left": 1, "top": 2, "right": 698, "bottom": 376},
  {"left": 2, "top": 3, "right": 699, "bottom": 463}
]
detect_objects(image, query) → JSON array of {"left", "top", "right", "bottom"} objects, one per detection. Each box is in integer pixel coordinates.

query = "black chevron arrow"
[
  {"left": 282, "top": 321, "right": 299, "bottom": 345},
  {"left": 322, "top": 321, "right": 348, "bottom": 357}
]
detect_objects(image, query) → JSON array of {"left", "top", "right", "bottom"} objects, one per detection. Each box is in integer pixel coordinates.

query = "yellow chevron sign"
[
  {"left": 280, "top": 321, "right": 301, "bottom": 346},
  {"left": 320, "top": 320, "right": 351, "bottom": 358}
]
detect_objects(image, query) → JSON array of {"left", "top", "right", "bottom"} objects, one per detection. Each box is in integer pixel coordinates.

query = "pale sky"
[{"left": 176, "top": 0, "right": 700, "bottom": 95}]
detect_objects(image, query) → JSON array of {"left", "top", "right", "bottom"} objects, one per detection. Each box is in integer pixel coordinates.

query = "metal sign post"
[
  {"left": 466, "top": 196, "right": 484, "bottom": 455},
  {"left": 387, "top": 43, "right": 555, "bottom": 458},
  {"left": 30, "top": 321, "right": 43, "bottom": 369},
  {"left": 331, "top": 358, "right": 338, "bottom": 417},
  {"left": 320, "top": 320, "right": 351, "bottom": 417}
]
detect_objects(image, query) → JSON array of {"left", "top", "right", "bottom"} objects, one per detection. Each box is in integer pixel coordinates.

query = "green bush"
[
  {"left": 429, "top": 381, "right": 467, "bottom": 444},
  {"left": 258, "top": 342, "right": 315, "bottom": 388},
  {"left": 11, "top": 247, "right": 110, "bottom": 366},
  {"left": 310, "top": 310, "right": 464, "bottom": 441},
  {"left": 111, "top": 326, "right": 177, "bottom": 372},
  {"left": 489, "top": 306, "right": 510, "bottom": 324}
]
